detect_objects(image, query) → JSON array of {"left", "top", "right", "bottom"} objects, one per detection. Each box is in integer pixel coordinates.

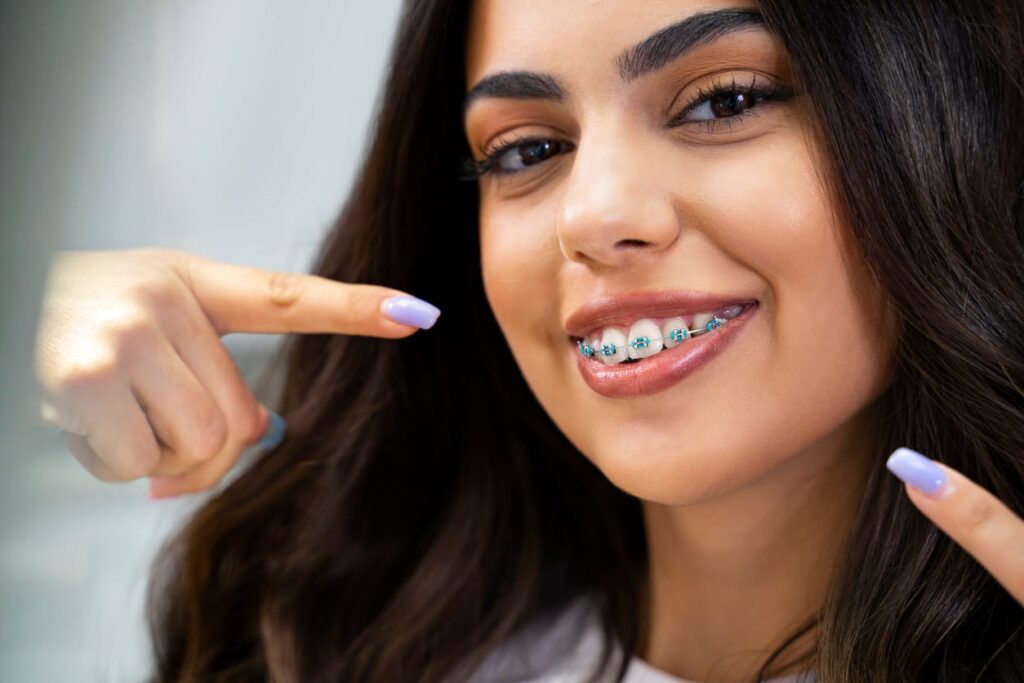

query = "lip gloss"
[{"left": 572, "top": 303, "right": 758, "bottom": 399}]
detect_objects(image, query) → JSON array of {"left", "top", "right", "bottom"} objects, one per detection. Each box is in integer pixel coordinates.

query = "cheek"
[
  {"left": 583, "top": 137, "right": 891, "bottom": 504},
  {"left": 635, "top": 137, "right": 893, "bottom": 499},
  {"left": 699, "top": 138, "right": 885, "bottom": 399},
  {"left": 481, "top": 195, "right": 598, "bottom": 438},
  {"left": 480, "top": 200, "right": 560, "bottom": 349}
]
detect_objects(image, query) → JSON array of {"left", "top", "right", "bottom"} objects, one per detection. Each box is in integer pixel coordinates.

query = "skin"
[
  {"left": 34, "top": 249, "right": 426, "bottom": 498},
  {"left": 32, "top": 1, "right": 1024, "bottom": 678},
  {"left": 464, "top": 1, "right": 899, "bottom": 680}
]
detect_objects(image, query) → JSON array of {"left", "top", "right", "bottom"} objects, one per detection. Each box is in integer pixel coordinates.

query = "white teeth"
[
  {"left": 626, "top": 319, "right": 664, "bottom": 359},
  {"left": 660, "top": 316, "right": 687, "bottom": 348},
  {"left": 579, "top": 305, "right": 747, "bottom": 364},
  {"left": 598, "top": 326, "right": 629, "bottom": 365},
  {"left": 692, "top": 312, "right": 715, "bottom": 331}
]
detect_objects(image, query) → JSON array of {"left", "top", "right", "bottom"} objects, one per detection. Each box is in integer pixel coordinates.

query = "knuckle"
[
  {"left": 265, "top": 271, "right": 304, "bottom": 310},
  {"left": 124, "top": 278, "right": 177, "bottom": 313},
  {"left": 120, "top": 458, "right": 154, "bottom": 481},
  {"left": 47, "top": 310, "right": 152, "bottom": 393},
  {"left": 82, "top": 304, "right": 160, "bottom": 359},
  {"left": 168, "top": 300, "right": 211, "bottom": 340},
  {"left": 58, "top": 351, "right": 120, "bottom": 396},
  {"left": 189, "top": 411, "right": 229, "bottom": 461},
  {"left": 120, "top": 442, "right": 162, "bottom": 480},
  {"left": 84, "top": 460, "right": 125, "bottom": 483},
  {"left": 149, "top": 456, "right": 191, "bottom": 478},
  {"left": 109, "top": 313, "right": 160, "bottom": 352},
  {"left": 64, "top": 433, "right": 127, "bottom": 482},
  {"left": 962, "top": 496, "right": 999, "bottom": 536},
  {"left": 133, "top": 246, "right": 188, "bottom": 275},
  {"left": 178, "top": 466, "right": 224, "bottom": 494},
  {"left": 94, "top": 469, "right": 124, "bottom": 484}
]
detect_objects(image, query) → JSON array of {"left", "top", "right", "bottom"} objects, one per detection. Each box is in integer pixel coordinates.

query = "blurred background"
[{"left": 0, "top": 0, "right": 403, "bottom": 679}]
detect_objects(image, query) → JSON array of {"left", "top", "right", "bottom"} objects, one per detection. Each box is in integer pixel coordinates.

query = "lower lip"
[{"left": 572, "top": 303, "right": 759, "bottom": 399}]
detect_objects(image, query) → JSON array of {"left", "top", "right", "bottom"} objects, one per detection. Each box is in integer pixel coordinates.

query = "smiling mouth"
[
  {"left": 570, "top": 302, "right": 752, "bottom": 366},
  {"left": 569, "top": 302, "right": 759, "bottom": 399}
]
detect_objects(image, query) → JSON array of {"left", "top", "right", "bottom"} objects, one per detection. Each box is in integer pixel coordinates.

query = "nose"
[{"left": 556, "top": 125, "right": 681, "bottom": 269}]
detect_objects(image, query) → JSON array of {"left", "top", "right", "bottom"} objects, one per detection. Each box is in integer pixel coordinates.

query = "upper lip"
[{"left": 564, "top": 289, "right": 758, "bottom": 338}]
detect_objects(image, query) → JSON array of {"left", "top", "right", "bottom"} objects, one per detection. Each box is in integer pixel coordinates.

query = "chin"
[{"left": 571, "top": 425, "right": 769, "bottom": 505}]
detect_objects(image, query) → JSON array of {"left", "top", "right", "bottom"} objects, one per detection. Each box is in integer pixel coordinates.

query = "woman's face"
[{"left": 463, "top": 0, "right": 896, "bottom": 504}]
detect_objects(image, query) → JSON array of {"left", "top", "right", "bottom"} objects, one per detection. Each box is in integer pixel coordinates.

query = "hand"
[
  {"left": 887, "top": 447, "right": 1024, "bottom": 606},
  {"left": 34, "top": 248, "right": 441, "bottom": 499}
]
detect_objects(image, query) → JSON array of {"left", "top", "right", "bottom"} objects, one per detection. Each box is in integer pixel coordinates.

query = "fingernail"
[
  {"left": 886, "top": 447, "right": 948, "bottom": 495},
  {"left": 254, "top": 409, "right": 287, "bottom": 451},
  {"left": 380, "top": 295, "right": 441, "bottom": 330}
]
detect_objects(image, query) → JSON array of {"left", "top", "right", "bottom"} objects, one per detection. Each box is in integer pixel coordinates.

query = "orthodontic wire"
[{"left": 577, "top": 316, "right": 729, "bottom": 358}]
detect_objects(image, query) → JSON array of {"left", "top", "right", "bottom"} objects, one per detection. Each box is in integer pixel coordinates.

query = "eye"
[
  {"left": 460, "top": 137, "right": 575, "bottom": 180},
  {"left": 668, "top": 74, "right": 796, "bottom": 133}
]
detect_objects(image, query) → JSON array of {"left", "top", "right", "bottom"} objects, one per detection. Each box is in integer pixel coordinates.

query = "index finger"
[
  {"left": 165, "top": 251, "right": 441, "bottom": 337},
  {"left": 888, "top": 447, "right": 1024, "bottom": 605}
]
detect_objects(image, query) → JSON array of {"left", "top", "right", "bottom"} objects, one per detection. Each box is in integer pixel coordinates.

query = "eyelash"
[
  {"left": 461, "top": 75, "right": 796, "bottom": 180},
  {"left": 668, "top": 74, "right": 794, "bottom": 132}
]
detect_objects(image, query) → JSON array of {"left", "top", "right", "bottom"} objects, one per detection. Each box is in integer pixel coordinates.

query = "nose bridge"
[{"left": 556, "top": 117, "right": 679, "bottom": 266}]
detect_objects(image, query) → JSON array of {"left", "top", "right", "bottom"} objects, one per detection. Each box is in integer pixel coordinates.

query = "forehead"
[{"left": 465, "top": 0, "right": 761, "bottom": 86}]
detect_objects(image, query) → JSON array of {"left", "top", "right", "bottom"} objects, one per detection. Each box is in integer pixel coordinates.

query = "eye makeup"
[
  {"left": 666, "top": 73, "right": 796, "bottom": 132},
  {"left": 460, "top": 73, "right": 796, "bottom": 180}
]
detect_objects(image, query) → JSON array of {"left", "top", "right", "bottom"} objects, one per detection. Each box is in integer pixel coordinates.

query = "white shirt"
[{"left": 462, "top": 594, "right": 818, "bottom": 683}]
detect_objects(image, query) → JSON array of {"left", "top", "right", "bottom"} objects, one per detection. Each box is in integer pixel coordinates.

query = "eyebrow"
[
  {"left": 463, "top": 8, "right": 766, "bottom": 113},
  {"left": 616, "top": 8, "right": 765, "bottom": 80},
  {"left": 463, "top": 71, "right": 566, "bottom": 113}
]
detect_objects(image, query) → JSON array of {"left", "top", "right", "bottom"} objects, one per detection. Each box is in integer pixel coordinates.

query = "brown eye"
[
  {"left": 477, "top": 138, "right": 574, "bottom": 176},
  {"left": 668, "top": 75, "right": 796, "bottom": 131},
  {"left": 708, "top": 90, "right": 756, "bottom": 118},
  {"left": 519, "top": 140, "right": 559, "bottom": 165},
  {"left": 683, "top": 86, "right": 766, "bottom": 124}
]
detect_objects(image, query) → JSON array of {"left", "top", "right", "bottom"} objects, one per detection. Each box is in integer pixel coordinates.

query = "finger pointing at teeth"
[
  {"left": 886, "top": 447, "right": 1024, "bottom": 606},
  {"left": 35, "top": 248, "right": 444, "bottom": 501}
]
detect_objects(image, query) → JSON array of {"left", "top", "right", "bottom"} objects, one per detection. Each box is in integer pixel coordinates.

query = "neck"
[{"left": 637, "top": 411, "right": 876, "bottom": 683}]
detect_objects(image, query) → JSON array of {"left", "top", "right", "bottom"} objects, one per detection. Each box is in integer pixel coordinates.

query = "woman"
[{"left": 33, "top": 0, "right": 1024, "bottom": 681}]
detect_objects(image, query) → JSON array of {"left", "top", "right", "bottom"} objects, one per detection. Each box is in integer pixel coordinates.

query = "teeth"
[
  {"left": 626, "top": 319, "right": 664, "bottom": 359},
  {"left": 597, "top": 326, "right": 629, "bottom": 365},
  {"left": 660, "top": 316, "right": 687, "bottom": 348},
  {"left": 691, "top": 312, "right": 715, "bottom": 330},
  {"left": 577, "top": 304, "right": 749, "bottom": 364}
]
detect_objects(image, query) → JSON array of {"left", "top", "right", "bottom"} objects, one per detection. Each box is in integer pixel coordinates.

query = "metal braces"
[{"left": 577, "top": 316, "right": 727, "bottom": 358}]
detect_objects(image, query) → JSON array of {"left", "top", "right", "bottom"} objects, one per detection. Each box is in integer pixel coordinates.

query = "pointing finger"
[
  {"left": 164, "top": 251, "right": 441, "bottom": 337},
  {"left": 887, "top": 447, "right": 1024, "bottom": 606}
]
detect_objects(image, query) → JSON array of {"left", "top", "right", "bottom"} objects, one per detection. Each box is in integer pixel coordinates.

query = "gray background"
[{"left": 0, "top": 1, "right": 403, "bottom": 679}]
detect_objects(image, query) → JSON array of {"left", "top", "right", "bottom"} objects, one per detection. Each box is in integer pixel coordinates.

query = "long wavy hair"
[{"left": 144, "top": 0, "right": 1024, "bottom": 680}]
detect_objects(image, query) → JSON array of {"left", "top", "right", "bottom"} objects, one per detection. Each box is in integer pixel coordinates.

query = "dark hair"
[{"left": 145, "top": 0, "right": 1024, "bottom": 680}]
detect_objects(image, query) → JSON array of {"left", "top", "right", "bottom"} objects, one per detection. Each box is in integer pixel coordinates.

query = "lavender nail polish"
[
  {"left": 886, "top": 447, "right": 947, "bottom": 493},
  {"left": 381, "top": 295, "right": 441, "bottom": 329},
  {"left": 255, "top": 409, "right": 287, "bottom": 451}
]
